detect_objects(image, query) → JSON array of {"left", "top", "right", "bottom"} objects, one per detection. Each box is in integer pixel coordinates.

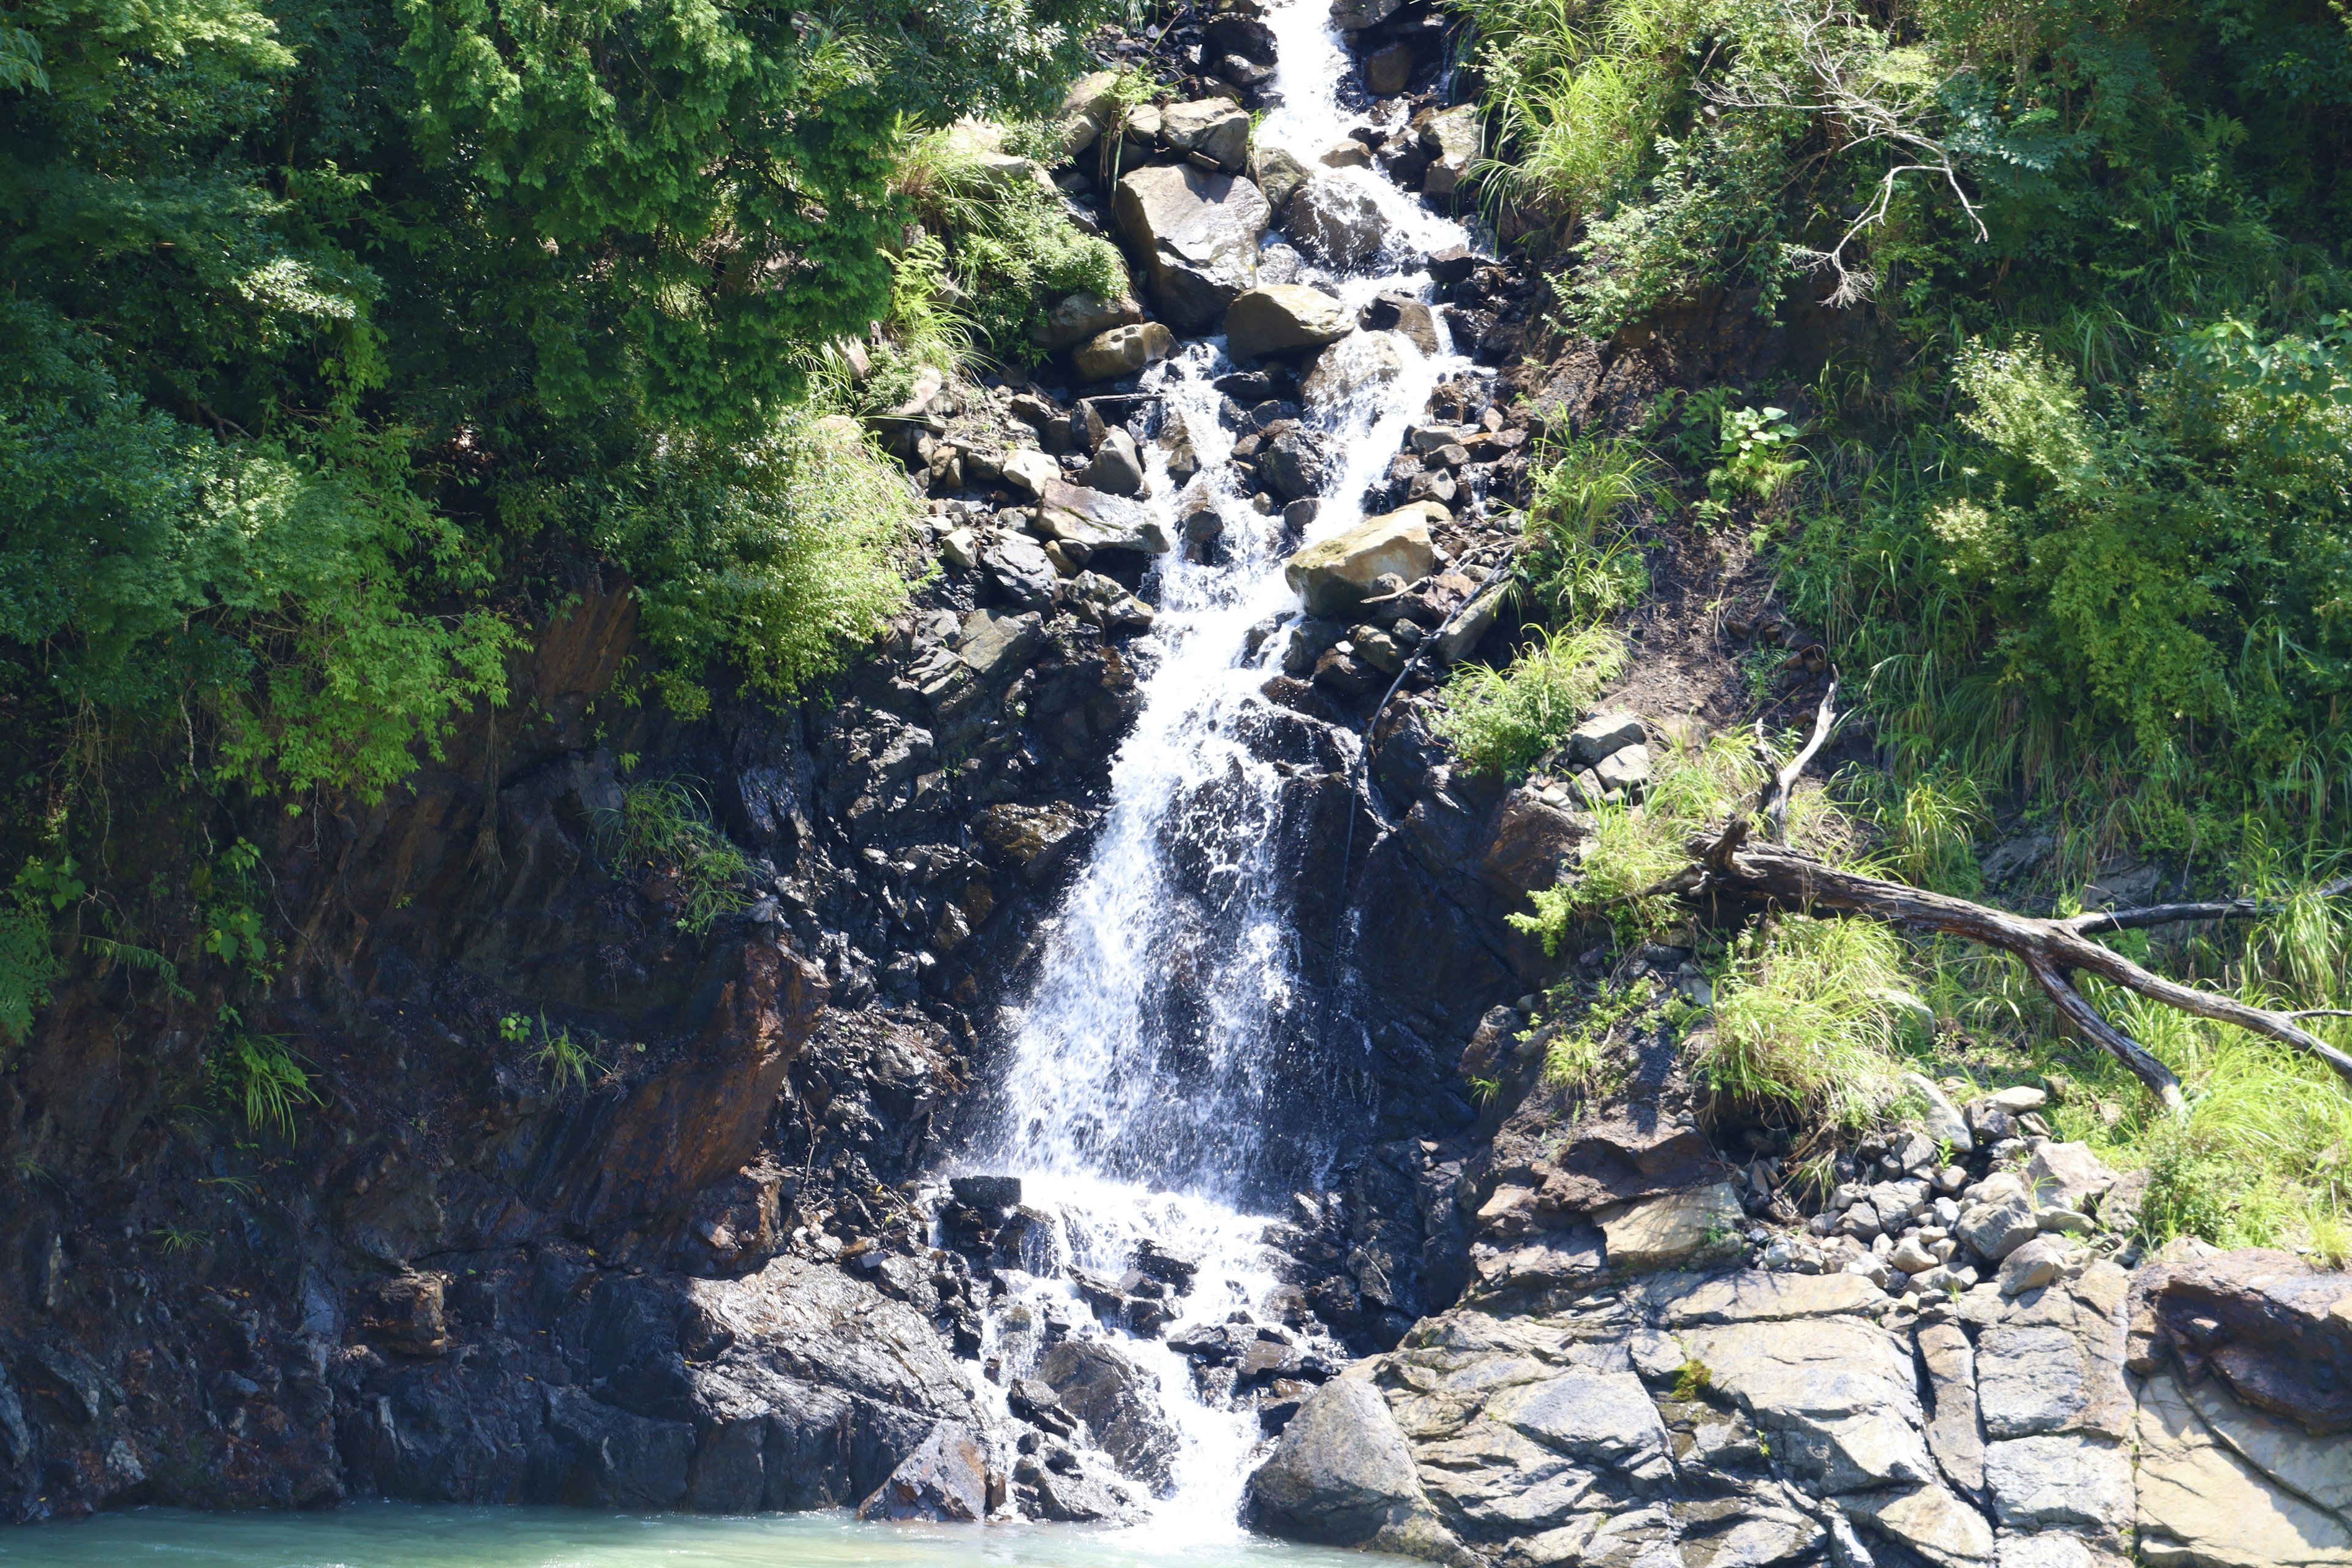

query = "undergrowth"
[
  {"left": 1433, "top": 624, "right": 1628, "bottom": 780},
  {"left": 592, "top": 780, "right": 755, "bottom": 934}
]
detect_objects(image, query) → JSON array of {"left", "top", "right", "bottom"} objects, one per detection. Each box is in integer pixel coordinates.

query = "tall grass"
[
  {"left": 1697, "top": 917, "right": 1916, "bottom": 1131},
  {"left": 1433, "top": 623, "right": 1629, "bottom": 780},
  {"left": 592, "top": 780, "right": 755, "bottom": 934},
  {"left": 1515, "top": 435, "right": 1657, "bottom": 622}
]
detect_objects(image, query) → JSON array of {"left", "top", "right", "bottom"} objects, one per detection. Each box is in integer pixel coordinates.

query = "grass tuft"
[{"left": 1433, "top": 623, "right": 1628, "bottom": 781}]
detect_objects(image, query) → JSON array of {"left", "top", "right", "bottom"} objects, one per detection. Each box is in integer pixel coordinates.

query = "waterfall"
[{"left": 955, "top": 0, "right": 1485, "bottom": 1536}]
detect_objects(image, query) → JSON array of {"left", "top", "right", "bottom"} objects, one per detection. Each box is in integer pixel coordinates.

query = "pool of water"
[{"left": 0, "top": 1505, "right": 1409, "bottom": 1568}]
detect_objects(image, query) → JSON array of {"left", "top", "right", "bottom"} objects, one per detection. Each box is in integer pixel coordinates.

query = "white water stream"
[{"left": 955, "top": 0, "right": 1485, "bottom": 1540}]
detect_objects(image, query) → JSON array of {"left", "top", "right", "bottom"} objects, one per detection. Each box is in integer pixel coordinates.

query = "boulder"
[
  {"left": 1678, "top": 1311, "right": 1937, "bottom": 1494},
  {"left": 1038, "top": 1340, "right": 1178, "bottom": 1492},
  {"left": 1082, "top": 428, "right": 1146, "bottom": 496},
  {"left": 1983, "top": 1434, "right": 2134, "bottom": 1532},
  {"left": 1419, "top": 104, "right": 1480, "bottom": 197},
  {"left": 1598, "top": 1182, "right": 1744, "bottom": 1272},
  {"left": 980, "top": 532, "right": 1057, "bottom": 609},
  {"left": 1160, "top": 99, "right": 1251, "bottom": 172},
  {"left": 1206, "top": 13, "right": 1278, "bottom": 66},
  {"left": 1032, "top": 290, "right": 1144, "bottom": 352},
  {"left": 1362, "top": 291, "right": 1442, "bottom": 353},
  {"left": 949, "top": 1174, "right": 1021, "bottom": 1209},
  {"left": 970, "top": 801, "right": 1089, "bottom": 880},
  {"left": 2024, "top": 1144, "right": 2118, "bottom": 1213},
  {"left": 1258, "top": 430, "right": 1330, "bottom": 502},
  {"left": 1905, "top": 1072, "right": 1976, "bottom": 1155},
  {"left": 1329, "top": 0, "right": 1403, "bottom": 29},
  {"left": 1286, "top": 174, "right": 1391, "bottom": 268},
  {"left": 1302, "top": 329, "right": 1410, "bottom": 409},
  {"left": 1253, "top": 146, "right": 1313, "bottom": 215},
  {"left": 1958, "top": 1184, "right": 2040, "bottom": 1263},
  {"left": 998, "top": 448, "right": 1061, "bottom": 499},
  {"left": 1246, "top": 1376, "right": 1431, "bottom": 1547},
  {"left": 856, "top": 1420, "right": 986, "bottom": 1521},
  {"left": 1225, "top": 285, "right": 1355, "bottom": 359},
  {"left": 1564, "top": 712, "right": 1645, "bottom": 766},
  {"left": 1593, "top": 744, "right": 1651, "bottom": 795},
  {"left": 1035, "top": 479, "right": 1172, "bottom": 555},
  {"left": 1071, "top": 320, "right": 1175, "bottom": 383},
  {"left": 1363, "top": 40, "right": 1415, "bottom": 96},
  {"left": 1113, "top": 164, "right": 1270, "bottom": 331},
  {"left": 1284, "top": 510, "right": 1434, "bottom": 617}
]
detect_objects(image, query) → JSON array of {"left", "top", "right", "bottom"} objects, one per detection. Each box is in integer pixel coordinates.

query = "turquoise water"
[{"left": 0, "top": 1506, "right": 1401, "bottom": 1567}]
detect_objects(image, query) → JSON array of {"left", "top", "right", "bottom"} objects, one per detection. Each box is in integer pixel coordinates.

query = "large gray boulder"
[
  {"left": 1225, "top": 284, "right": 1354, "bottom": 360},
  {"left": 1161, "top": 99, "right": 1251, "bottom": 171},
  {"left": 1071, "top": 320, "right": 1174, "bottom": 383},
  {"left": 1302, "top": 328, "right": 1409, "bottom": 409},
  {"left": 1246, "top": 1376, "right": 1446, "bottom": 1551},
  {"left": 1113, "top": 164, "right": 1270, "bottom": 331},
  {"left": 1284, "top": 509, "right": 1434, "bottom": 617},
  {"left": 1038, "top": 1340, "right": 1180, "bottom": 1492},
  {"left": 1286, "top": 174, "right": 1392, "bottom": 268},
  {"left": 1033, "top": 289, "right": 1143, "bottom": 353}
]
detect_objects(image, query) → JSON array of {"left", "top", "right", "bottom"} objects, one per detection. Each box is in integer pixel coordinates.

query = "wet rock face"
[{"left": 1111, "top": 163, "right": 1270, "bottom": 331}]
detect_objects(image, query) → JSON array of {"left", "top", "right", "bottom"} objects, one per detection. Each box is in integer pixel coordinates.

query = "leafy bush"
[
  {"left": 211, "top": 1022, "right": 320, "bottom": 1142},
  {"left": 1432, "top": 624, "right": 1628, "bottom": 779},
  {"left": 592, "top": 780, "right": 754, "bottom": 933},
  {"left": 592, "top": 415, "right": 921, "bottom": 717}
]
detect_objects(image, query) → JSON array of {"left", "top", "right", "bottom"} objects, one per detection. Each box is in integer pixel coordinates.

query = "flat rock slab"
[
  {"left": 1660, "top": 1270, "right": 1887, "bottom": 1325},
  {"left": 2136, "top": 1371, "right": 2352, "bottom": 1566},
  {"left": 1598, "top": 1183, "right": 1744, "bottom": 1273}
]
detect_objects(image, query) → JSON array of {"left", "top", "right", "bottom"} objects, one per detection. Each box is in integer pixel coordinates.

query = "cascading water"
[{"left": 953, "top": 0, "right": 1488, "bottom": 1536}]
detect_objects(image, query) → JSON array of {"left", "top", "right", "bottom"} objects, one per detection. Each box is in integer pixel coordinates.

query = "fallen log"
[{"left": 1660, "top": 681, "right": 2352, "bottom": 1112}]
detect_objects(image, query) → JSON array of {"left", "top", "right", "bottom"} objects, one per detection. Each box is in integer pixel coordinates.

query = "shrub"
[
  {"left": 594, "top": 415, "right": 921, "bottom": 716},
  {"left": 212, "top": 1024, "right": 320, "bottom": 1142},
  {"left": 1515, "top": 437, "right": 1656, "bottom": 622},
  {"left": 1432, "top": 624, "right": 1628, "bottom": 780}
]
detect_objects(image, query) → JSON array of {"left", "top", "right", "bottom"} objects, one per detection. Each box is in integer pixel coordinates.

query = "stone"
[
  {"left": 1988, "top": 1085, "right": 2049, "bottom": 1113},
  {"left": 1485, "top": 1369, "right": 1673, "bottom": 1472},
  {"left": 1599, "top": 1182, "right": 1745, "bottom": 1273},
  {"left": 1363, "top": 40, "right": 1415, "bottom": 96},
  {"left": 938, "top": 526, "right": 979, "bottom": 568},
  {"left": 1564, "top": 712, "right": 1646, "bottom": 766},
  {"left": 1246, "top": 1376, "right": 1432, "bottom": 1547},
  {"left": 1892, "top": 1236, "right": 1940, "bottom": 1275},
  {"left": 1842, "top": 1483, "right": 1997, "bottom": 1567},
  {"left": 1035, "top": 478, "right": 1172, "bottom": 555},
  {"left": 1907, "top": 1072, "right": 1976, "bottom": 1155},
  {"left": 1593, "top": 744, "right": 1651, "bottom": 794},
  {"left": 2024, "top": 1144, "right": 2118, "bottom": 1213},
  {"left": 856, "top": 1419, "right": 986, "bottom": 1521},
  {"left": 1286, "top": 174, "right": 1392, "bottom": 268},
  {"left": 1302, "top": 329, "right": 1409, "bottom": 410},
  {"left": 2037, "top": 1207, "right": 2094, "bottom": 1236},
  {"left": 1996, "top": 1534, "right": 2100, "bottom": 1568},
  {"left": 2137, "top": 1371, "right": 2352, "bottom": 1566},
  {"left": 1663, "top": 1270, "right": 1887, "bottom": 1324},
  {"left": 949, "top": 1174, "right": 1021, "bottom": 1210},
  {"left": 971, "top": 801, "right": 1088, "bottom": 880},
  {"left": 1284, "top": 510, "right": 1434, "bottom": 617},
  {"left": 2135, "top": 1249, "right": 2352, "bottom": 1431},
  {"left": 1254, "top": 146, "right": 1312, "bottom": 215},
  {"left": 1160, "top": 99, "right": 1251, "bottom": 171},
  {"left": 1260, "top": 431, "right": 1330, "bottom": 502},
  {"left": 1206, "top": 13, "right": 1278, "bottom": 66},
  {"left": 953, "top": 606, "right": 1050, "bottom": 684},
  {"left": 1983, "top": 1435, "right": 2133, "bottom": 1532},
  {"left": 1679, "top": 1313, "right": 1937, "bottom": 1494},
  {"left": 1032, "top": 289, "right": 1144, "bottom": 352},
  {"left": 1061, "top": 69, "right": 1121, "bottom": 130},
  {"left": 1082, "top": 428, "right": 1146, "bottom": 496},
  {"left": 1113, "top": 164, "right": 1270, "bottom": 331},
  {"left": 1419, "top": 105, "right": 1480, "bottom": 197},
  {"left": 1917, "top": 1319, "right": 1986, "bottom": 1495},
  {"left": 1224, "top": 285, "right": 1355, "bottom": 359},
  {"left": 1958, "top": 1188, "right": 2040, "bottom": 1262},
  {"left": 1072, "top": 320, "right": 1176, "bottom": 382},
  {"left": 1330, "top": 0, "right": 1401, "bottom": 28},
  {"left": 1038, "top": 1340, "right": 1178, "bottom": 1491},
  {"left": 999, "top": 447, "right": 1062, "bottom": 499},
  {"left": 1320, "top": 139, "right": 1371, "bottom": 168},
  {"left": 1361, "top": 292, "right": 1442, "bottom": 354},
  {"left": 1999, "top": 1237, "right": 2066, "bottom": 1297}
]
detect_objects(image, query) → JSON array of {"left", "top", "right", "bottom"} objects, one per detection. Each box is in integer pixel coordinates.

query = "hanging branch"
[
  {"left": 1664, "top": 687, "right": 2352, "bottom": 1112},
  {"left": 1702, "top": 0, "right": 1988, "bottom": 306}
]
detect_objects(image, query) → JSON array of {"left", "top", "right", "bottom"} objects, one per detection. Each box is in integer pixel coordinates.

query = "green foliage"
[
  {"left": 1514, "top": 437, "right": 1656, "bottom": 622},
  {"left": 1697, "top": 916, "right": 1916, "bottom": 1128},
  {"left": 900, "top": 125, "right": 1129, "bottom": 365},
  {"left": 507, "top": 1011, "right": 608, "bottom": 1095},
  {"left": 1432, "top": 624, "right": 1629, "bottom": 780},
  {"left": 1670, "top": 1357, "right": 1712, "bottom": 1401},
  {"left": 588, "top": 414, "right": 921, "bottom": 715},
  {"left": 592, "top": 778, "right": 753, "bottom": 933},
  {"left": 1542, "top": 979, "right": 1651, "bottom": 1089},
  {"left": 1709, "top": 405, "right": 1807, "bottom": 503},
  {"left": 211, "top": 1017, "right": 320, "bottom": 1142}
]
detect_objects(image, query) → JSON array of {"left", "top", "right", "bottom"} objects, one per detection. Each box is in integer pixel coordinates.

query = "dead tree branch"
[{"left": 1668, "top": 689, "right": 2352, "bottom": 1112}]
